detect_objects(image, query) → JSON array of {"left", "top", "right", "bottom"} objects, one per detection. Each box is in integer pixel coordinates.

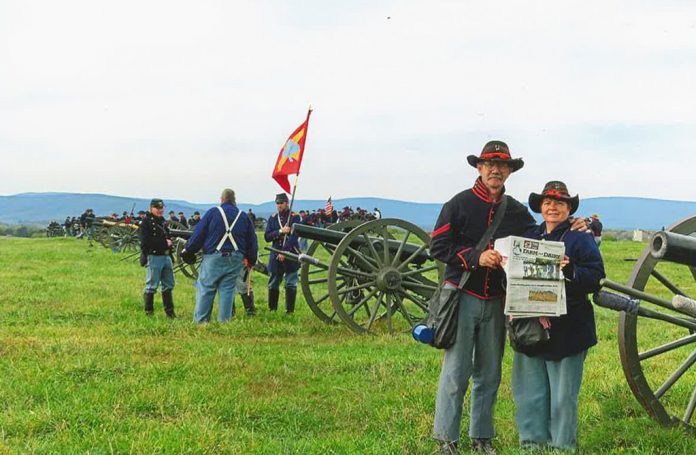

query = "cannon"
[
  {"left": 277, "top": 218, "right": 443, "bottom": 334},
  {"left": 96, "top": 220, "right": 141, "bottom": 252},
  {"left": 592, "top": 215, "right": 696, "bottom": 430},
  {"left": 45, "top": 222, "right": 64, "bottom": 237}
]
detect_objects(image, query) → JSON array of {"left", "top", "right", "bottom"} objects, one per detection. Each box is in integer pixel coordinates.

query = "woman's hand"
[{"left": 561, "top": 255, "right": 570, "bottom": 268}]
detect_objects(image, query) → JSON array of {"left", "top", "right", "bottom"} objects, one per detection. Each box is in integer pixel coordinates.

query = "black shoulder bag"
[{"left": 426, "top": 196, "right": 508, "bottom": 349}]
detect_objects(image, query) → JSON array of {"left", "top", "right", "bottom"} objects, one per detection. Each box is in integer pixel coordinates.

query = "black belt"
[{"left": 220, "top": 251, "right": 237, "bottom": 257}]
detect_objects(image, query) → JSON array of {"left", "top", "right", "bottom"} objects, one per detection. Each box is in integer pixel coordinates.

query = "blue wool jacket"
[
  {"left": 264, "top": 210, "right": 302, "bottom": 275},
  {"left": 184, "top": 202, "right": 258, "bottom": 264},
  {"left": 524, "top": 220, "right": 605, "bottom": 361}
]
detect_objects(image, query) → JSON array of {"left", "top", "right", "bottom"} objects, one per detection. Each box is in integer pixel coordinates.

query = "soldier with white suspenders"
[{"left": 182, "top": 188, "right": 258, "bottom": 323}]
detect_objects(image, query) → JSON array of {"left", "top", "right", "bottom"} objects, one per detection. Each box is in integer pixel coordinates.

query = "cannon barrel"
[
  {"left": 169, "top": 228, "right": 193, "bottom": 239},
  {"left": 649, "top": 231, "right": 696, "bottom": 267},
  {"left": 292, "top": 223, "right": 432, "bottom": 264}
]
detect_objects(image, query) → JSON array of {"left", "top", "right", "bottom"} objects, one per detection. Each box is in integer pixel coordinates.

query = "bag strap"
[{"left": 456, "top": 196, "right": 509, "bottom": 289}]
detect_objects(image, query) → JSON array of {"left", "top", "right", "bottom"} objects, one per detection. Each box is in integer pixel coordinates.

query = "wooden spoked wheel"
[{"left": 620, "top": 215, "right": 696, "bottom": 429}]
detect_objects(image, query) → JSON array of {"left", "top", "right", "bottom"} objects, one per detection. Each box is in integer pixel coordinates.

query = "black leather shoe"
[
  {"left": 285, "top": 287, "right": 297, "bottom": 314},
  {"left": 162, "top": 290, "right": 176, "bottom": 318},
  {"left": 268, "top": 289, "right": 279, "bottom": 312},
  {"left": 143, "top": 292, "right": 154, "bottom": 316},
  {"left": 241, "top": 292, "right": 256, "bottom": 316}
]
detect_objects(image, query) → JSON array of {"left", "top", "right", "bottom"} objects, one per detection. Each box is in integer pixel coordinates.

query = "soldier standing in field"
[
  {"left": 265, "top": 193, "right": 302, "bottom": 314},
  {"left": 139, "top": 198, "right": 176, "bottom": 318}
]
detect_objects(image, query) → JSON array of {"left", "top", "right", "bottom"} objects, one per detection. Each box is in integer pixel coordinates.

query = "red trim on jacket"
[
  {"left": 456, "top": 247, "right": 472, "bottom": 270},
  {"left": 431, "top": 223, "right": 451, "bottom": 238},
  {"left": 472, "top": 177, "right": 506, "bottom": 204}
]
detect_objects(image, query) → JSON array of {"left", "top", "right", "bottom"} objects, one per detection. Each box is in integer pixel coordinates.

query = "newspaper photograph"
[{"left": 494, "top": 236, "right": 567, "bottom": 317}]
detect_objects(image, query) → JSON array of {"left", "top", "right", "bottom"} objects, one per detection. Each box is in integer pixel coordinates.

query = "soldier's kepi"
[
  {"left": 264, "top": 192, "right": 302, "bottom": 314},
  {"left": 139, "top": 198, "right": 176, "bottom": 318}
]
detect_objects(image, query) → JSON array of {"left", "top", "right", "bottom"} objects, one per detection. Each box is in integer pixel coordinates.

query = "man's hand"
[
  {"left": 166, "top": 239, "right": 173, "bottom": 248},
  {"left": 479, "top": 249, "right": 503, "bottom": 268},
  {"left": 277, "top": 254, "right": 285, "bottom": 262},
  {"left": 569, "top": 216, "right": 590, "bottom": 232},
  {"left": 244, "top": 258, "right": 251, "bottom": 269},
  {"left": 280, "top": 226, "right": 291, "bottom": 234}
]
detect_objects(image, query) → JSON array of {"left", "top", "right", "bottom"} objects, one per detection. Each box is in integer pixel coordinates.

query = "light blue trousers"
[
  {"left": 193, "top": 251, "right": 244, "bottom": 323},
  {"left": 433, "top": 293, "right": 506, "bottom": 443},
  {"left": 144, "top": 255, "right": 175, "bottom": 294},
  {"left": 511, "top": 350, "right": 587, "bottom": 451}
]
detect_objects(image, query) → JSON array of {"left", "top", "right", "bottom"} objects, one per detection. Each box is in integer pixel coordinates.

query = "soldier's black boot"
[
  {"left": 143, "top": 292, "right": 154, "bottom": 316},
  {"left": 268, "top": 289, "right": 279, "bottom": 312},
  {"left": 285, "top": 288, "right": 297, "bottom": 314},
  {"left": 162, "top": 290, "right": 176, "bottom": 319},
  {"left": 242, "top": 291, "right": 256, "bottom": 316}
]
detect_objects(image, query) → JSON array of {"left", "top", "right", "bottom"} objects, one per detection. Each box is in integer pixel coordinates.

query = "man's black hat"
[
  {"left": 467, "top": 140, "right": 524, "bottom": 172},
  {"left": 528, "top": 181, "right": 579, "bottom": 215},
  {"left": 194, "top": 211, "right": 200, "bottom": 215},
  {"left": 150, "top": 198, "right": 164, "bottom": 209},
  {"left": 275, "top": 193, "right": 289, "bottom": 203},
  {"left": 137, "top": 210, "right": 146, "bottom": 215}
]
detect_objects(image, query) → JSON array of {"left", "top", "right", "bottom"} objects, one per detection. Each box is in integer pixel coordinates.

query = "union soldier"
[
  {"left": 188, "top": 211, "right": 201, "bottom": 228},
  {"left": 264, "top": 192, "right": 301, "bottom": 313},
  {"left": 64, "top": 217, "right": 71, "bottom": 236},
  {"left": 590, "top": 214, "right": 603, "bottom": 246},
  {"left": 139, "top": 198, "right": 176, "bottom": 318},
  {"left": 178, "top": 211, "right": 189, "bottom": 228},
  {"left": 183, "top": 188, "right": 258, "bottom": 322},
  {"left": 134, "top": 210, "right": 146, "bottom": 225}
]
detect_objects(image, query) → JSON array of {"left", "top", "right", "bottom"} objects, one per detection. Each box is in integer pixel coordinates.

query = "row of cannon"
[{"left": 75, "top": 213, "right": 696, "bottom": 432}]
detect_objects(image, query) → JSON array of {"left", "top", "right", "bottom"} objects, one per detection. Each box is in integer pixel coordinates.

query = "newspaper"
[{"left": 494, "top": 236, "right": 567, "bottom": 317}]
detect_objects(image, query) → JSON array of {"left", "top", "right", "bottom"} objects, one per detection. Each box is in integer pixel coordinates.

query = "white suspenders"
[{"left": 215, "top": 206, "right": 242, "bottom": 252}]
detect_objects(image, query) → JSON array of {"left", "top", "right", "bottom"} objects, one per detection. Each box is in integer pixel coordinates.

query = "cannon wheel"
[
  {"left": 111, "top": 225, "right": 140, "bottom": 253},
  {"left": 173, "top": 237, "right": 201, "bottom": 280},
  {"left": 300, "top": 220, "right": 365, "bottom": 324},
  {"left": 327, "top": 218, "right": 444, "bottom": 334},
  {"left": 620, "top": 215, "right": 696, "bottom": 429}
]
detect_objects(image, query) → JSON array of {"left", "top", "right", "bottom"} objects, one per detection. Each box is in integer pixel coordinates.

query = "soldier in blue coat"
[{"left": 265, "top": 193, "right": 302, "bottom": 313}]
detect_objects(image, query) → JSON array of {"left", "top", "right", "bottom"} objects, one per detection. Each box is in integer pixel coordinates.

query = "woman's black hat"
[
  {"left": 466, "top": 140, "right": 524, "bottom": 172},
  {"left": 528, "top": 181, "right": 579, "bottom": 215}
]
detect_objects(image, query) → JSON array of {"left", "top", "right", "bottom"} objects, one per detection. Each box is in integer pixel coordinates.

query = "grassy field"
[{"left": 1, "top": 236, "right": 695, "bottom": 454}]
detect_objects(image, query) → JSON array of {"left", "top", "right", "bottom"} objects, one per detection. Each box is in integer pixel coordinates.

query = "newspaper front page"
[{"left": 494, "top": 236, "right": 567, "bottom": 317}]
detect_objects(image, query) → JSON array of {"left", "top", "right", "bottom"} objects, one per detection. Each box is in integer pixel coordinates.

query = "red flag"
[
  {"left": 272, "top": 109, "right": 312, "bottom": 193},
  {"left": 325, "top": 196, "right": 333, "bottom": 214}
]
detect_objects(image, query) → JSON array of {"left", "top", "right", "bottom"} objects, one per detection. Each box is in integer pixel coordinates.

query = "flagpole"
[{"left": 281, "top": 105, "right": 311, "bottom": 246}]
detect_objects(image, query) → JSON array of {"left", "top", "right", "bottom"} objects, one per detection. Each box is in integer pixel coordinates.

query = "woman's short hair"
[{"left": 221, "top": 188, "right": 236, "bottom": 204}]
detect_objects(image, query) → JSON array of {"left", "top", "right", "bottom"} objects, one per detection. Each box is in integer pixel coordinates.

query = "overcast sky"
[{"left": 1, "top": 0, "right": 695, "bottom": 204}]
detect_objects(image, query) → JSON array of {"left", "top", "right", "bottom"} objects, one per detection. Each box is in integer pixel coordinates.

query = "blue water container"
[{"left": 412, "top": 324, "right": 434, "bottom": 344}]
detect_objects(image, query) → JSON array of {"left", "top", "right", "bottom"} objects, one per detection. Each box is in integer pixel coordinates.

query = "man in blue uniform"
[
  {"left": 183, "top": 188, "right": 258, "bottom": 323},
  {"left": 139, "top": 198, "right": 176, "bottom": 318},
  {"left": 265, "top": 193, "right": 302, "bottom": 314}
]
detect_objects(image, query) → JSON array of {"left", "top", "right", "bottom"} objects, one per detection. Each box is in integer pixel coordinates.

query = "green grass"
[{"left": 1, "top": 237, "right": 695, "bottom": 454}]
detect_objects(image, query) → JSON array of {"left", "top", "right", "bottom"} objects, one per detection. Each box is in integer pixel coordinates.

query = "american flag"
[{"left": 325, "top": 196, "right": 333, "bottom": 214}]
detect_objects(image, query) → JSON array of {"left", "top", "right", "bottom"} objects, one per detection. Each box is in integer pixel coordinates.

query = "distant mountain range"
[{"left": 1, "top": 192, "right": 695, "bottom": 231}]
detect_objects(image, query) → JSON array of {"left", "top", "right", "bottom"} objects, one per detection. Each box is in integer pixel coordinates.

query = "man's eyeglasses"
[{"left": 481, "top": 161, "right": 511, "bottom": 170}]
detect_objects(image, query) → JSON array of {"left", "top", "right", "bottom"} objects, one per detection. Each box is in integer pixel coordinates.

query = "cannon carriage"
[
  {"left": 593, "top": 215, "right": 696, "bottom": 431},
  {"left": 271, "top": 218, "right": 443, "bottom": 334}
]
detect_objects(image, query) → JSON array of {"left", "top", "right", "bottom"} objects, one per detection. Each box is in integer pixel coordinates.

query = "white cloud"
[{"left": 1, "top": 0, "right": 695, "bottom": 203}]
